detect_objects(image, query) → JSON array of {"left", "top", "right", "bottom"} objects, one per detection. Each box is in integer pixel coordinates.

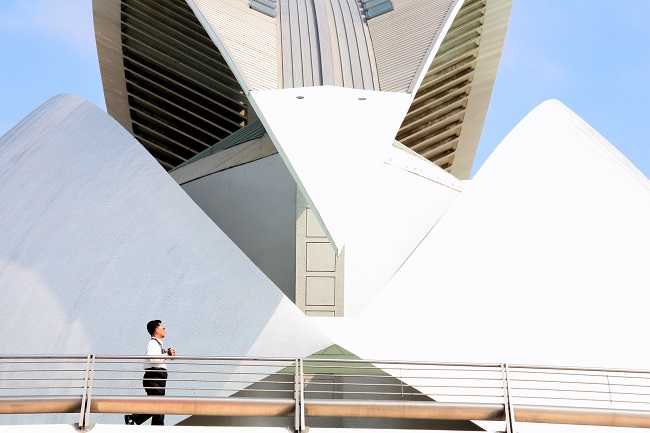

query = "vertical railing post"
[
  {"left": 606, "top": 373, "right": 613, "bottom": 408},
  {"left": 299, "top": 358, "right": 306, "bottom": 431},
  {"left": 83, "top": 355, "right": 96, "bottom": 429},
  {"left": 294, "top": 358, "right": 301, "bottom": 432},
  {"left": 502, "top": 363, "right": 516, "bottom": 433},
  {"left": 77, "top": 354, "right": 92, "bottom": 430}
]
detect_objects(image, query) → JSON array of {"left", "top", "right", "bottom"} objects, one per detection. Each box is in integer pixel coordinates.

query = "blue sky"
[
  {"left": 0, "top": 0, "right": 648, "bottom": 177},
  {"left": 475, "top": 1, "right": 650, "bottom": 176}
]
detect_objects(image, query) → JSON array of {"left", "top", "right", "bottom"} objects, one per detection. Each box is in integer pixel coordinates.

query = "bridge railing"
[{"left": 2, "top": 355, "right": 650, "bottom": 431}]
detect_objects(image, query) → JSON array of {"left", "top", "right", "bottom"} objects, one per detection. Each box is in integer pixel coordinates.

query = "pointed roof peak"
[
  {"left": 535, "top": 97, "right": 566, "bottom": 110},
  {"left": 48, "top": 93, "right": 84, "bottom": 102},
  {"left": 480, "top": 98, "right": 649, "bottom": 187},
  {"left": 338, "top": 99, "right": 650, "bottom": 371},
  {"left": 0, "top": 95, "right": 331, "bottom": 359}
]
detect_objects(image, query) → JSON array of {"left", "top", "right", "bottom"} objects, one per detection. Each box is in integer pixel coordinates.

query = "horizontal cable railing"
[{"left": 2, "top": 356, "right": 650, "bottom": 430}]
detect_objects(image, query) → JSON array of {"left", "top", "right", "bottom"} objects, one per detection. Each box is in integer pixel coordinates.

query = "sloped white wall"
[
  {"left": 342, "top": 148, "right": 463, "bottom": 315},
  {"left": 330, "top": 100, "right": 650, "bottom": 369},
  {"left": 250, "top": 86, "right": 412, "bottom": 253},
  {"left": 0, "top": 95, "right": 329, "bottom": 358}
]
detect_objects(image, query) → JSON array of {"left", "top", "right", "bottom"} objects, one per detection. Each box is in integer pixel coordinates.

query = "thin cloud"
[
  {"left": 0, "top": 0, "right": 95, "bottom": 56},
  {"left": 498, "top": 3, "right": 569, "bottom": 90}
]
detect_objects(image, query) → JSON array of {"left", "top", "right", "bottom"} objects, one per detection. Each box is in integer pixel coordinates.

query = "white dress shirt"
[{"left": 145, "top": 337, "right": 167, "bottom": 370}]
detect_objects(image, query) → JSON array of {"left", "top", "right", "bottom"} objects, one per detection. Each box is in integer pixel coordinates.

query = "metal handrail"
[{"left": 3, "top": 356, "right": 650, "bottom": 430}]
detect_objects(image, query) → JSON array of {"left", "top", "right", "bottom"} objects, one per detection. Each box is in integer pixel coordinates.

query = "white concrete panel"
[
  {"left": 325, "top": 100, "right": 650, "bottom": 372},
  {"left": 341, "top": 145, "right": 463, "bottom": 315},
  {"left": 306, "top": 277, "right": 336, "bottom": 306},
  {"left": 0, "top": 95, "right": 330, "bottom": 359},
  {"left": 306, "top": 243, "right": 337, "bottom": 272},
  {"left": 250, "top": 86, "right": 413, "bottom": 252},
  {"left": 306, "top": 310, "right": 335, "bottom": 317},
  {"left": 306, "top": 209, "right": 328, "bottom": 238}
]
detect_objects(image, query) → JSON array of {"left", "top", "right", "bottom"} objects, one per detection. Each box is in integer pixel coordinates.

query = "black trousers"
[{"left": 131, "top": 367, "right": 167, "bottom": 425}]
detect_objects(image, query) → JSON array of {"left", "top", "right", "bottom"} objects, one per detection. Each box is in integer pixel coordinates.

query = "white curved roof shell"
[
  {"left": 0, "top": 95, "right": 330, "bottom": 359},
  {"left": 342, "top": 142, "right": 464, "bottom": 314},
  {"left": 318, "top": 100, "right": 650, "bottom": 370}
]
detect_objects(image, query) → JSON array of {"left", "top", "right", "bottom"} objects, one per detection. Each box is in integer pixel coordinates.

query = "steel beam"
[
  {"left": 516, "top": 405, "right": 650, "bottom": 429},
  {"left": 304, "top": 399, "right": 505, "bottom": 420},
  {"left": 0, "top": 397, "right": 82, "bottom": 414},
  {"left": 90, "top": 396, "right": 295, "bottom": 417}
]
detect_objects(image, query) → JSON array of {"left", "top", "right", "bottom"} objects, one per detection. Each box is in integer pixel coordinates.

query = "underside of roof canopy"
[
  {"left": 94, "top": 0, "right": 510, "bottom": 252},
  {"left": 397, "top": 0, "right": 512, "bottom": 178},
  {"left": 93, "top": 0, "right": 251, "bottom": 170},
  {"left": 94, "top": 0, "right": 510, "bottom": 177}
]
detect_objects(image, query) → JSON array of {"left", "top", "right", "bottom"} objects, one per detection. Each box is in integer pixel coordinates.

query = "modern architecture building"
[
  {"left": 93, "top": 0, "right": 511, "bottom": 315},
  {"left": 1, "top": 0, "right": 649, "bottom": 431}
]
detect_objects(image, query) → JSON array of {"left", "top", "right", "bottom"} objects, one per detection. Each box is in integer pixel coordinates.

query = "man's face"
[{"left": 155, "top": 323, "right": 167, "bottom": 339}]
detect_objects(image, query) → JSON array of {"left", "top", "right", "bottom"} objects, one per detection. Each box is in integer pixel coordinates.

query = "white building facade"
[{"left": 1, "top": 1, "right": 649, "bottom": 432}]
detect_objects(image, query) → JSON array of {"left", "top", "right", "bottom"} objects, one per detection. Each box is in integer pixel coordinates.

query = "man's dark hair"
[{"left": 147, "top": 320, "right": 162, "bottom": 336}]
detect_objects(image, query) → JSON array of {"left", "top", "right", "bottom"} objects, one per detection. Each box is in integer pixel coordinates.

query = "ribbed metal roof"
[
  {"left": 175, "top": 120, "right": 267, "bottom": 170},
  {"left": 187, "top": 0, "right": 282, "bottom": 90},
  {"left": 94, "top": 0, "right": 510, "bottom": 175},
  {"left": 368, "top": 0, "right": 461, "bottom": 92},
  {"left": 279, "top": 0, "right": 379, "bottom": 89},
  {"left": 94, "top": 0, "right": 249, "bottom": 171}
]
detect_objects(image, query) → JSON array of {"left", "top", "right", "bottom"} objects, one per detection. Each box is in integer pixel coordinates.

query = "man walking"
[{"left": 125, "top": 320, "right": 176, "bottom": 425}]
